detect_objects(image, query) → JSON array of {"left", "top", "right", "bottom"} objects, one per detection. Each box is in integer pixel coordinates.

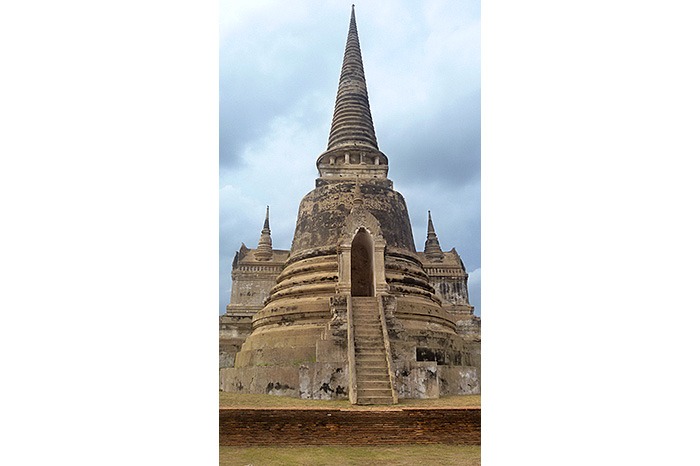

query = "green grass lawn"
[
  {"left": 220, "top": 445, "right": 480, "bottom": 466},
  {"left": 219, "top": 392, "right": 480, "bottom": 409}
]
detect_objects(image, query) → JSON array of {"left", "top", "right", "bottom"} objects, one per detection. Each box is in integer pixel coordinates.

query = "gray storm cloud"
[{"left": 219, "top": 0, "right": 481, "bottom": 316}]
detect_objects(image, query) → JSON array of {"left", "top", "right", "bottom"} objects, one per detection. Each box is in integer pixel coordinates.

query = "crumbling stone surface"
[
  {"left": 219, "top": 337, "right": 246, "bottom": 369},
  {"left": 394, "top": 362, "right": 440, "bottom": 399},
  {"left": 290, "top": 181, "right": 416, "bottom": 254},
  {"left": 220, "top": 366, "right": 300, "bottom": 397},
  {"left": 220, "top": 363, "right": 349, "bottom": 400},
  {"left": 438, "top": 366, "right": 481, "bottom": 396},
  {"left": 299, "top": 363, "right": 349, "bottom": 400}
]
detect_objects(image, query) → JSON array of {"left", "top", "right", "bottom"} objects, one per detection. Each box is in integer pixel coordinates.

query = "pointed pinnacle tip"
[{"left": 263, "top": 206, "right": 270, "bottom": 229}]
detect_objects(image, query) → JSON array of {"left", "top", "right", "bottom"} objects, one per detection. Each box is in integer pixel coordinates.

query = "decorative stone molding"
[{"left": 337, "top": 203, "right": 387, "bottom": 298}]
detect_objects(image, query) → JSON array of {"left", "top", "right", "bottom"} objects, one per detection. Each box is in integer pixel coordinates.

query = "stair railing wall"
[
  {"left": 347, "top": 295, "right": 358, "bottom": 404},
  {"left": 377, "top": 295, "right": 399, "bottom": 404}
]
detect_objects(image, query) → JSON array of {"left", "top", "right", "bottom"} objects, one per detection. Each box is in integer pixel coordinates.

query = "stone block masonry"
[{"left": 219, "top": 407, "right": 481, "bottom": 446}]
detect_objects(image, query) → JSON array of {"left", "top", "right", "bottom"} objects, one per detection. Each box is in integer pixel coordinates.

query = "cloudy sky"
[{"left": 219, "top": 0, "right": 481, "bottom": 316}]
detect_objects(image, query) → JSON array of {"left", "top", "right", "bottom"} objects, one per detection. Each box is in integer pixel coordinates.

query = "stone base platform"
[{"left": 219, "top": 407, "right": 481, "bottom": 446}]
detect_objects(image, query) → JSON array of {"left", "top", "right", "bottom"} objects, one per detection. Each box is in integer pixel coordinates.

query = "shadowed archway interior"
[{"left": 351, "top": 228, "right": 373, "bottom": 297}]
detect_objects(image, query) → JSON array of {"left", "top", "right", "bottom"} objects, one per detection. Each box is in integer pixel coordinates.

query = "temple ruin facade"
[{"left": 219, "top": 6, "right": 480, "bottom": 404}]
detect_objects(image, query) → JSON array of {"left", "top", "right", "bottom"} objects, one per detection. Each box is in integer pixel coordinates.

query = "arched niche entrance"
[{"left": 351, "top": 228, "right": 374, "bottom": 297}]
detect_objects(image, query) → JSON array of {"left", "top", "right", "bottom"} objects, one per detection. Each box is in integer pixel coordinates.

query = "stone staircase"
[{"left": 351, "top": 297, "right": 395, "bottom": 405}]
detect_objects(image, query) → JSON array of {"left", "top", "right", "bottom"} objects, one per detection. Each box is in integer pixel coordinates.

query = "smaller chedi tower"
[
  {"left": 418, "top": 212, "right": 481, "bottom": 340},
  {"left": 220, "top": 6, "right": 480, "bottom": 403},
  {"left": 219, "top": 207, "right": 289, "bottom": 368}
]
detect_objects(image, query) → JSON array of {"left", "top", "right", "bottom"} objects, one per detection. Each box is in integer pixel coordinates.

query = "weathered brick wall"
[{"left": 219, "top": 407, "right": 480, "bottom": 445}]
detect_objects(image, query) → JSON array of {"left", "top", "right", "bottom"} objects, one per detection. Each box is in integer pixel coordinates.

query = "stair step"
[
  {"left": 355, "top": 348, "right": 384, "bottom": 354},
  {"left": 355, "top": 344, "right": 384, "bottom": 350},
  {"left": 357, "top": 398, "right": 395, "bottom": 405},
  {"left": 356, "top": 372, "right": 389, "bottom": 378},
  {"left": 357, "top": 362, "right": 387, "bottom": 368},
  {"left": 357, "top": 368, "right": 388, "bottom": 374},
  {"left": 355, "top": 350, "right": 386, "bottom": 361},
  {"left": 356, "top": 362, "right": 387, "bottom": 368},
  {"left": 355, "top": 352, "right": 385, "bottom": 358},
  {"left": 357, "top": 383, "right": 391, "bottom": 390},
  {"left": 355, "top": 353, "right": 386, "bottom": 359},
  {"left": 356, "top": 389, "right": 393, "bottom": 395},
  {"left": 356, "top": 363, "right": 387, "bottom": 369},
  {"left": 357, "top": 376, "right": 389, "bottom": 381},
  {"left": 357, "top": 366, "right": 389, "bottom": 374},
  {"left": 356, "top": 362, "right": 388, "bottom": 368},
  {"left": 355, "top": 359, "right": 389, "bottom": 374},
  {"left": 357, "top": 390, "right": 393, "bottom": 398},
  {"left": 356, "top": 379, "right": 391, "bottom": 386},
  {"left": 357, "top": 386, "right": 393, "bottom": 392}
]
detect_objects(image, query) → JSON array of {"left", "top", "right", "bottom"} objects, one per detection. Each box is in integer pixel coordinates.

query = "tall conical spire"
[
  {"left": 424, "top": 211, "right": 444, "bottom": 262},
  {"left": 327, "top": 5, "right": 378, "bottom": 150},
  {"left": 315, "top": 6, "right": 389, "bottom": 182},
  {"left": 254, "top": 206, "right": 273, "bottom": 261}
]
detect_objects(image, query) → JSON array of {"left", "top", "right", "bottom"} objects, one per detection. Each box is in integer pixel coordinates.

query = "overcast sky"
[{"left": 219, "top": 0, "right": 481, "bottom": 316}]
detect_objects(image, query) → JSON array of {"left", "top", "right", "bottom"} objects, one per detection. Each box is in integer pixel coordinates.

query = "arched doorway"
[{"left": 351, "top": 228, "right": 373, "bottom": 296}]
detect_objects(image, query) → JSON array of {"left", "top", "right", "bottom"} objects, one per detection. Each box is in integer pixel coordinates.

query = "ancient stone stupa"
[{"left": 220, "top": 6, "right": 480, "bottom": 404}]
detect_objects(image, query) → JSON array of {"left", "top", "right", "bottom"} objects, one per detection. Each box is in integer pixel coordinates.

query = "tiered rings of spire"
[
  {"left": 254, "top": 206, "right": 273, "bottom": 261},
  {"left": 327, "top": 5, "right": 377, "bottom": 150},
  {"left": 424, "top": 211, "right": 445, "bottom": 262}
]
